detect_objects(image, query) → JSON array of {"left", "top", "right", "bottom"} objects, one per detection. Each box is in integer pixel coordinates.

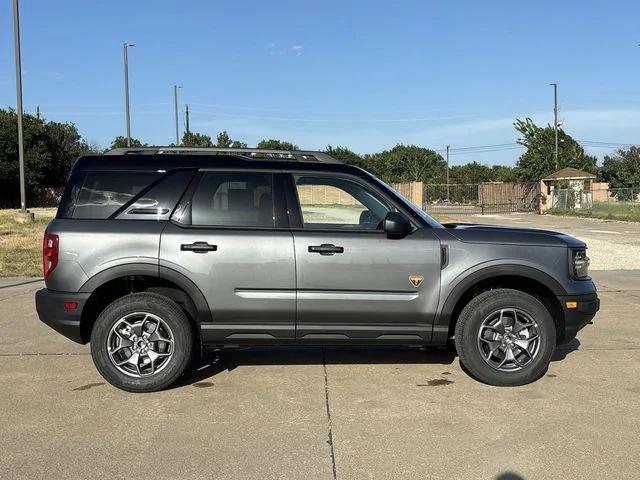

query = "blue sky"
[{"left": 1, "top": 0, "right": 639, "bottom": 165}]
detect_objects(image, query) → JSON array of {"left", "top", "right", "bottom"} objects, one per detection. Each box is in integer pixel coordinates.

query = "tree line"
[{"left": 0, "top": 107, "right": 637, "bottom": 207}]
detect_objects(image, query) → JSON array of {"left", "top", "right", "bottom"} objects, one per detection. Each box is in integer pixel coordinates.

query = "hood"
[{"left": 441, "top": 223, "right": 586, "bottom": 248}]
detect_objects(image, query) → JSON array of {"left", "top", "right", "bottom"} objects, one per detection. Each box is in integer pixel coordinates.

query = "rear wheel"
[
  {"left": 454, "top": 289, "right": 556, "bottom": 386},
  {"left": 90, "top": 292, "right": 193, "bottom": 392}
]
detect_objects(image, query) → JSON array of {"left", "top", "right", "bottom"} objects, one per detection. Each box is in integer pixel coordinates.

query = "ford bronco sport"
[{"left": 36, "top": 147, "right": 599, "bottom": 392}]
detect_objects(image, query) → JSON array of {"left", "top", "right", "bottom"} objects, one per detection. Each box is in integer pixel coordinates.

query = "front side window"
[
  {"left": 293, "top": 174, "right": 391, "bottom": 230},
  {"left": 191, "top": 172, "right": 274, "bottom": 227}
]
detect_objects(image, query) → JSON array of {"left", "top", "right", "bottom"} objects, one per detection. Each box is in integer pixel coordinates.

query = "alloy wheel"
[
  {"left": 476, "top": 308, "right": 541, "bottom": 372},
  {"left": 106, "top": 312, "right": 175, "bottom": 377}
]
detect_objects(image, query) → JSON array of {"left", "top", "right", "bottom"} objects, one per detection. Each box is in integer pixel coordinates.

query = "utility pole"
[
  {"left": 446, "top": 145, "right": 450, "bottom": 202},
  {"left": 13, "top": 0, "right": 30, "bottom": 220},
  {"left": 185, "top": 104, "right": 190, "bottom": 135},
  {"left": 123, "top": 43, "right": 134, "bottom": 147},
  {"left": 36, "top": 105, "right": 40, "bottom": 121},
  {"left": 550, "top": 83, "right": 558, "bottom": 170},
  {"left": 173, "top": 85, "right": 181, "bottom": 145}
]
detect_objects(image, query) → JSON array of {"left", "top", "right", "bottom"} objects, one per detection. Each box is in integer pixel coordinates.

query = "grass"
[
  {"left": 0, "top": 208, "right": 56, "bottom": 277},
  {"left": 549, "top": 202, "right": 640, "bottom": 222}
]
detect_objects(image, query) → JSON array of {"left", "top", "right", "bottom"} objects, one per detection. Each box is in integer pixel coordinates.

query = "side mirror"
[{"left": 383, "top": 211, "right": 412, "bottom": 238}]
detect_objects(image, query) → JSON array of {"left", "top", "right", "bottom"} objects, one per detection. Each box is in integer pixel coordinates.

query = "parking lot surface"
[{"left": 1, "top": 267, "right": 639, "bottom": 480}]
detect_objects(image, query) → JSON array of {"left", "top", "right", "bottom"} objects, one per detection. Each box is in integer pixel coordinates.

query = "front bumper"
[
  {"left": 557, "top": 292, "right": 600, "bottom": 344},
  {"left": 35, "top": 289, "right": 91, "bottom": 344}
]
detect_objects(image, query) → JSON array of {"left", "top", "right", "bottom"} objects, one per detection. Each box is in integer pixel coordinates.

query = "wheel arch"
[
  {"left": 78, "top": 263, "right": 212, "bottom": 343},
  {"left": 435, "top": 264, "right": 567, "bottom": 344}
]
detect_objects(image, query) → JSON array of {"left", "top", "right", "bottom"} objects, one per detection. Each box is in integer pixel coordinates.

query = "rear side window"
[
  {"left": 191, "top": 172, "right": 274, "bottom": 227},
  {"left": 115, "top": 170, "right": 195, "bottom": 220},
  {"left": 73, "top": 172, "right": 161, "bottom": 219}
]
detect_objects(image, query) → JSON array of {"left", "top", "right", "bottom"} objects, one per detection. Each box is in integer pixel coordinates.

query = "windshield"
[{"left": 367, "top": 174, "right": 443, "bottom": 229}]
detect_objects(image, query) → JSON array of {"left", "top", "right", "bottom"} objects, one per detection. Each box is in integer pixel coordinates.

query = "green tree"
[
  {"left": 362, "top": 144, "right": 446, "bottom": 183},
  {"left": 600, "top": 146, "right": 640, "bottom": 200},
  {"left": 324, "top": 146, "right": 363, "bottom": 166},
  {"left": 215, "top": 131, "right": 246, "bottom": 148},
  {"left": 515, "top": 117, "right": 597, "bottom": 181},
  {"left": 0, "top": 108, "right": 95, "bottom": 205},
  {"left": 0, "top": 109, "right": 48, "bottom": 203},
  {"left": 109, "top": 136, "right": 146, "bottom": 150},
  {"left": 182, "top": 131, "right": 213, "bottom": 147},
  {"left": 43, "top": 121, "right": 95, "bottom": 187},
  {"left": 491, "top": 165, "right": 521, "bottom": 182},
  {"left": 257, "top": 139, "right": 298, "bottom": 150},
  {"left": 449, "top": 162, "right": 495, "bottom": 184}
]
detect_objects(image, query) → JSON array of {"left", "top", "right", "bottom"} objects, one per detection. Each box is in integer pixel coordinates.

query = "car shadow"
[
  {"left": 552, "top": 338, "right": 581, "bottom": 362},
  {"left": 173, "top": 346, "right": 457, "bottom": 388},
  {"left": 173, "top": 338, "right": 582, "bottom": 388}
]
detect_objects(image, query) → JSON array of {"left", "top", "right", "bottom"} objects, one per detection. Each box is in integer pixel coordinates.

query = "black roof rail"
[{"left": 104, "top": 147, "right": 342, "bottom": 164}]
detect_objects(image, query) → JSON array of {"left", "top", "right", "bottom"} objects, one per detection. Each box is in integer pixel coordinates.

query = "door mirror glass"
[{"left": 383, "top": 211, "right": 412, "bottom": 238}]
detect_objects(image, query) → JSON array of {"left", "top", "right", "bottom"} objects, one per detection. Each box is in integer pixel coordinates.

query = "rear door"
[
  {"left": 159, "top": 170, "right": 296, "bottom": 344},
  {"left": 286, "top": 172, "right": 442, "bottom": 344}
]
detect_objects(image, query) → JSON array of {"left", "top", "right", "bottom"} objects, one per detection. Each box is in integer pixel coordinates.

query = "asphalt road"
[{"left": 1, "top": 270, "right": 638, "bottom": 480}]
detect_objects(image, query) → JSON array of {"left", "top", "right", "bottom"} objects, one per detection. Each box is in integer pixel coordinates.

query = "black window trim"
[
  {"left": 170, "top": 169, "right": 289, "bottom": 231},
  {"left": 283, "top": 171, "right": 422, "bottom": 233}
]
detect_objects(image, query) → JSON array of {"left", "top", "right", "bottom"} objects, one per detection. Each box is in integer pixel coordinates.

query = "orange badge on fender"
[{"left": 409, "top": 275, "right": 424, "bottom": 287}]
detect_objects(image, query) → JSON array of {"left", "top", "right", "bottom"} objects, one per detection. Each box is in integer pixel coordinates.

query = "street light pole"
[
  {"left": 550, "top": 83, "right": 559, "bottom": 170},
  {"left": 185, "top": 104, "right": 190, "bottom": 135},
  {"left": 123, "top": 43, "right": 134, "bottom": 147},
  {"left": 173, "top": 85, "right": 181, "bottom": 145},
  {"left": 12, "top": 0, "right": 27, "bottom": 214},
  {"left": 446, "top": 145, "right": 450, "bottom": 202}
]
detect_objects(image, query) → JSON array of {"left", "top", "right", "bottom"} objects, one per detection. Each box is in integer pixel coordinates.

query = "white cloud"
[
  {"left": 43, "top": 71, "right": 63, "bottom": 81},
  {"left": 268, "top": 43, "right": 304, "bottom": 57}
]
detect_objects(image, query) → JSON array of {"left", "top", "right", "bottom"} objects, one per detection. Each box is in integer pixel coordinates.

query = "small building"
[{"left": 540, "top": 167, "right": 596, "bottom": 212}]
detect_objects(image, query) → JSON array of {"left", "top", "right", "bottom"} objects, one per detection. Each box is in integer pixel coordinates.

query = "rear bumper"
[
  {"left": 557, "top": 292, "right": 600, "bottom": 344},
  {"left": 35, "top": 289, "right": 90, "bottom": 344}
]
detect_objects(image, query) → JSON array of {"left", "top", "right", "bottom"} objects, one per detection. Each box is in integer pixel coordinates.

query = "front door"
[
  {"left": 287, "top": 173, "right": 442, "bottom": 344},
  {"left": 160, "top": 170, "right": 296, "bottom": 344}
]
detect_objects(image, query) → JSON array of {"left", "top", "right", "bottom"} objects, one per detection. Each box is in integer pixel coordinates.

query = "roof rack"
[{"left": 104, "top": 147, "right": 342, "bottom": 164}]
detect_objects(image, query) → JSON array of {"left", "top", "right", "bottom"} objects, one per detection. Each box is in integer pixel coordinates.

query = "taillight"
[{"left": 42, "top": 234, "right": 59, "bottom": 279}]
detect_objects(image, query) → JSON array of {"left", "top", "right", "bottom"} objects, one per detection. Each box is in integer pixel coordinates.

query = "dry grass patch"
[{"left": 0, "top": 208, "right": 55, "bottom": 277}]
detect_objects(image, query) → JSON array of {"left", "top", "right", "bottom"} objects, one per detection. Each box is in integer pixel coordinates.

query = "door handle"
[
  {"left": 180, "top": 242, "right": 217, "bottom": 253},
  {"left": 308, "top": 244, "right": 344, "bottom": 256}
]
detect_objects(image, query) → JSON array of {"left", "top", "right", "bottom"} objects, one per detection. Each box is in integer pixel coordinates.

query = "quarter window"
[
  {"left": 73, "top": 171, "right": 161, "bottom": 219},
  {"left": 191, "top": 172, "right": 274, "bottom": 227},
  {"left": 293, "top": 175, "right": 391, "bottom": 230}
]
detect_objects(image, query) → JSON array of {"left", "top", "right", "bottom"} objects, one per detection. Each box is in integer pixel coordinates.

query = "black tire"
[
  {"left": 90, "top": 292, "right": 193, "bottom": 393},
  {"left": 454, "top": 289, "right": 556, "bottom": 386}
]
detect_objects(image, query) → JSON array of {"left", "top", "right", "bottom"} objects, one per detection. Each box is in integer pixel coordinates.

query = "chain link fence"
[{"left": 547, "top": 185, "right": 640, "bottom": 219}]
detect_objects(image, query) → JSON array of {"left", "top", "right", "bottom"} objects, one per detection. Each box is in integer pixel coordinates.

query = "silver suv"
[{"left": 36, "top": 147, "right": 599, "bottom": 392}]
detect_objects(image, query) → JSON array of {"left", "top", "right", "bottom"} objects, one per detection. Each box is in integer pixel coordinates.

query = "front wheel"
[
  {"left": 90, "top": 292, "right": 193, "bottom": 392},
  {"left": 454, "top": 289, "right": 556, "bottom": 386}
]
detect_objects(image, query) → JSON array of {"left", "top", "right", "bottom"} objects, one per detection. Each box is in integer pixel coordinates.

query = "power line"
[
  {"left": 446, "top": 146, "right": 525, "bottom": 156},
  {"left": 578, "top": 140, "right": 636, "bottom": 148},
  {"left": 438, "top": 142, "right": 519, "bottom": 152},
  {"left": 188, "top": 109, "right": 479, "bottom": 123}
]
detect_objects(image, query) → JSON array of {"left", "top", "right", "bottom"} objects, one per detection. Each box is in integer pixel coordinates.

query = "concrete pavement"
[{"left": 0, "top": 272, "right": 638, "bottom": 479}]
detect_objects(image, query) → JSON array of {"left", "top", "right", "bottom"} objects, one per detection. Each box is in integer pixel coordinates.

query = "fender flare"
[
  {"left": 78, "top": 263, "right": 213, "bottom": 324},
  {"left": 436, "top": 263, "right": 567, "bottom": 328}
]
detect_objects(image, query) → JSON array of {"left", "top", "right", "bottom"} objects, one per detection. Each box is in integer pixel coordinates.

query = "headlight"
[{"left": 571, "top": 249, "right": 590, "bottom": 278}]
